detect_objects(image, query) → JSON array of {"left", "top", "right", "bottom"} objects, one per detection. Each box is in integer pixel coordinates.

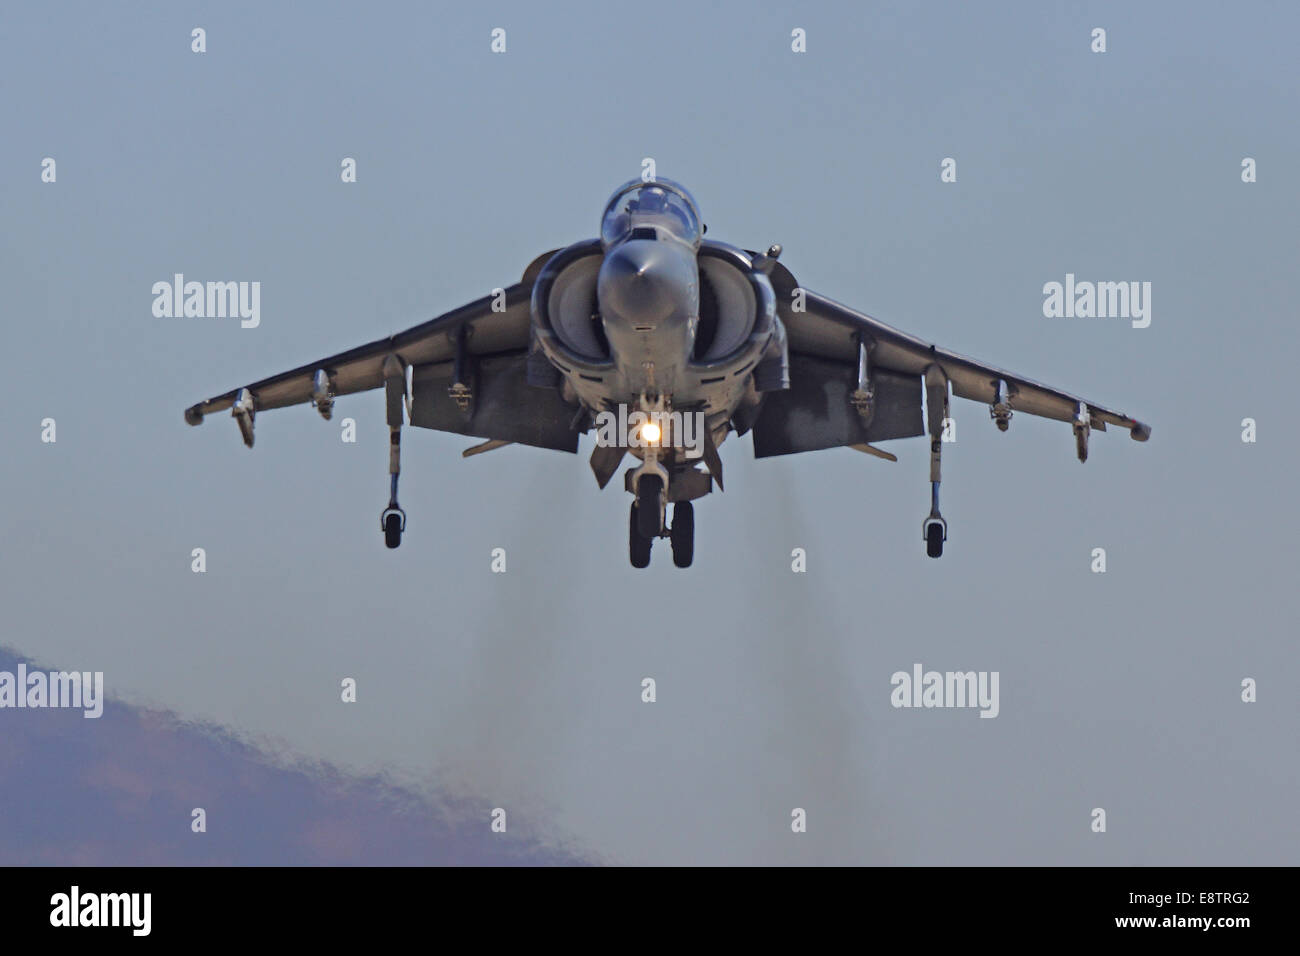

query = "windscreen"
[{"left": 600, "top": 180, "right": 702, "bottom": 248}]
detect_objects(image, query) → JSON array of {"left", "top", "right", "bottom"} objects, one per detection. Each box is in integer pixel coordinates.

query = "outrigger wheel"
[
  {"left": 922, "top": 515, "right": 947, "bottom": 559},
  {"left": 382, "top": 506, "right": 406, "bottom": 549}
]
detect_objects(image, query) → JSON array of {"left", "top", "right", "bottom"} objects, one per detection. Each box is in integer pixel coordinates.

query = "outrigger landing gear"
[
  {"left": 382, "top": 473, "right": 406, "bottom": 550},
  {"left": 381, "top": 354, "right": 408, "bottom": 550},
  {"left": 922, "top": 484, "right": 947, "bottom": 558},
  {"left": 922, "top": 365, "right": 950, "bottom": 559}
]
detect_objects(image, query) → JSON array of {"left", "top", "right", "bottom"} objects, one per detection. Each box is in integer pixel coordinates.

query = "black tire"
[
  {"left": 384, "top": 513, "right": 402, "bottom": 549},
  {"left": 670, "top": 501, "right": 694, "bottom": 568},
  {"left": 925, "top": 522, "right": 944, "bottom": 558},
  {"left": 629, "top": 502, "right": 652, "bottom": 568},
  {"left": 636, "top": 474, "right": 663, "bottom": 539}
]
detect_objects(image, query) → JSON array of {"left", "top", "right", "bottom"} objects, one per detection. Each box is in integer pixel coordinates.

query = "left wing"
[{"left": 756, "top": 263, "right": 1150, "bottom": 458}]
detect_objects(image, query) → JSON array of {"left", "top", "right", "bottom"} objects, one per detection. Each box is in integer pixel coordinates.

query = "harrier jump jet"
[{"left": 185, "top": 179, "right": 1151, "bottom": 568}]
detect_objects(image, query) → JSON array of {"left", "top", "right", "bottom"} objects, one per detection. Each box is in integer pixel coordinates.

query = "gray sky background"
[{"left": 1, "top": 1, "right": 1296, "bottom": 864}]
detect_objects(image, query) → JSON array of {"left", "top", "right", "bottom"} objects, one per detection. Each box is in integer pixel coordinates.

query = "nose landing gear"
[{"left": 627, "top": 474, "right": 697, "bottom": 569}]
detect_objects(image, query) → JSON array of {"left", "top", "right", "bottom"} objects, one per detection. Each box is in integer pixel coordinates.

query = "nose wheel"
[
  {"left": 670, "top": 501, "right": 694, "bottom": 568},
  {"left": 630, "top": 473, "right": 663, "bottom": 568},
  {"left": 629, "top": 502, "right": 652, "bottom": 568},
  {"left": 629, "top": 495, "right": 695, "bottom": 569},
  {"left": 636, "top": 473, "right": 664, "bottom": 539}
]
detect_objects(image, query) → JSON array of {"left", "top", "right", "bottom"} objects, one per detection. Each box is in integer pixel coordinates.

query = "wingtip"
[
  {"left": 1130, "top": 422, "right": 1151, "bottom": 441},
  {"left": 184, "top": 406, "right": 204, "bottom": 426}
]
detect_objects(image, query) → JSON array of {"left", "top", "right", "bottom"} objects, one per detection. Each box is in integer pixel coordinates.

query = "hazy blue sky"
[{"left": 1, "top": 1, "right": 1296, "bottom": 864}]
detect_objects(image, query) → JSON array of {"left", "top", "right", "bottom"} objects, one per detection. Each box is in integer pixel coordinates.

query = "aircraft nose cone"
[{"left": 597, "top": 240, "right": 685, "bottom": 325}]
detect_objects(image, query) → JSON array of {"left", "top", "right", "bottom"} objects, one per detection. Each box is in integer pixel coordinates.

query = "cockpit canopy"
[{"left": 600, "top": 179, "right": 703, "bottom": 249}]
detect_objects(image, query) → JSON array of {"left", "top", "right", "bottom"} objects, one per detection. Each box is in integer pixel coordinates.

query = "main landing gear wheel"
[
  {"left": 670, "top": 501, "right": 694, "bottom": 568},
  {"left": 382, "top": 508, "right": 406, "bottom": 549},
  {"left": 629, "top": 502, "right": 652, "bottom": 568},
  {"left": 636, "top": 474, "right": 664, "bottom": 540}
]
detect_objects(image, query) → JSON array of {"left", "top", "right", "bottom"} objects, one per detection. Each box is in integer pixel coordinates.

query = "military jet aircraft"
[{"left": 185, "top": 178, "right": 1150, "bottom": 568}]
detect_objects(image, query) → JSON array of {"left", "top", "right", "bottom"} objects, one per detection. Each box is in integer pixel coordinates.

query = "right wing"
[{"left": 184, "top": 281, "right": 535, "bottom": 428}]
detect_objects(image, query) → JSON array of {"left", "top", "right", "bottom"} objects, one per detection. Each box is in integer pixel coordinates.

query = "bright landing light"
[{"left": 639, "top": 421, "right": 662, "bottom": 444}]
